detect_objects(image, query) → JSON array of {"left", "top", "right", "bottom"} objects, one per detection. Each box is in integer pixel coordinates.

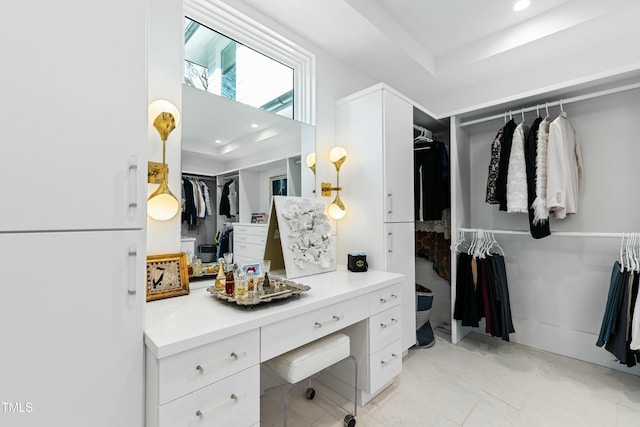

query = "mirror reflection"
[{"left": 180, "top": 17, "right": 315, "bottom": 272}]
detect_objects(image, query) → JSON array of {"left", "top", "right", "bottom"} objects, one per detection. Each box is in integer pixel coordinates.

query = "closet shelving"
[{"left": 449, "top": 76, "right": 640, "bottom": 374}]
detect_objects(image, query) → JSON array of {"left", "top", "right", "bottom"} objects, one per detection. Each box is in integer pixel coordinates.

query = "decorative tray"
[{"left": 206, "top": 278, "right": 311, "bottom": 307}]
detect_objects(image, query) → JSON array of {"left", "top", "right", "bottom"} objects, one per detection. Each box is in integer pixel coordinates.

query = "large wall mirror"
[{"left": 179, "top": 16, "right": 316, "bottom": 259}]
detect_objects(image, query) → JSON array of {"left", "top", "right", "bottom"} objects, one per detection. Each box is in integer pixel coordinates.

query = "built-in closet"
[
  {"left": 413, "top": 114, "right": 452, "bottom": 335},
  {"left": 335, "top": 84, "right": 451, "bottom": 352},
  {"left": 449, "top": 77, "right": 640, "bottom": 374},
  {"left": 180, "top": 173, "right": 218, "bottom": 261}
]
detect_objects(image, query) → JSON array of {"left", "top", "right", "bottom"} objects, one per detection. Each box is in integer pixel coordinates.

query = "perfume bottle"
[
  {"left": 214, "top": 258, "right": 226, "bottom": 292},
  {"left": 225, "top": 264, "right": 235, "bottom": 296},
  {"left": 235, "top": 272, "right": 247, "bottom": 298}
]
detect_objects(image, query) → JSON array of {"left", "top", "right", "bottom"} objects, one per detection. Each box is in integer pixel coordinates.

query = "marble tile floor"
[{"left": 260, "top": 329, "right": 640, "bottom": 426}]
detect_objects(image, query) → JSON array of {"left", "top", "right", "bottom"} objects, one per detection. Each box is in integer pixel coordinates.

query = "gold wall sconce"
[
  {"left": 305, "top": 152, "right": 316, "bottom": 175},
  {"left": 322, "top": 146, "right": 347, "bottom": 220},
  {"left": 147, "top": 99, "right": 181, "bottom": 221}
]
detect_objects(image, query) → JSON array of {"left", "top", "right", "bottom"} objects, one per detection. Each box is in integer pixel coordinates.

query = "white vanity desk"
[{"left": 144, "top": 267, "right": 404, "bottom": 426}]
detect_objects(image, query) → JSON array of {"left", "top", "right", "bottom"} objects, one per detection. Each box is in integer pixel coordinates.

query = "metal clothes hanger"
[
  {"left": 619, "top": 233, "right": 626, "bottom": 271},
  {"left": 545, "top": 102, "right": 550, "bottom": 120}
]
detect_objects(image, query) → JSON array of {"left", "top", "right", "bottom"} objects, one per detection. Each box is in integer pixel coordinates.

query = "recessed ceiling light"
[
  {"left": 215, "top": 139, "right": 222, "bottom": 144},
  {"left": 513, "top": 0, "right": 530, "bottom": 11},
  {"left": 251, "top": 123, "right": 259, "bottom": 128}
]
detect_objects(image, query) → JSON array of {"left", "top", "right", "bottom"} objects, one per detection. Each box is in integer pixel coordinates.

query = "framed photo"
[
  {"left": 146, "top": 252, "right": 190, "bottom": 302},
  {"left": 240, "top": 262, "right": 261, "bottom": 276}
]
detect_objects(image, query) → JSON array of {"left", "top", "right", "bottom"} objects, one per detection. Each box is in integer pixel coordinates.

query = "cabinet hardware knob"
[
  {"left": 127, "top": 243, "right": 137, "bottom": 295},
  {"left": 380, "top": 318, "right": 398, "bottom": 329},
  {"left": 195, "top": 393, "right": 246, "bottom": 418},
  {"left": 380, "top": 353, "right": 398, "bottom": 366},
  {"left": 315, "top": 315, "right": 343, "bottom": 328},
  {"left": 230, "top": 351, "right": 246, "bottom": 360},
  {"left": 196, "top": 365, "right": 203, "bottom": 373},
  {"left": 128, "top": 157, "right": 138, "bottom": 210}
]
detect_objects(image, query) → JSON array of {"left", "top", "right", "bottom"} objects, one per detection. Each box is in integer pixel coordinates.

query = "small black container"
[{"left": 347, "top": 253, "right": 368, "bottom": 272}]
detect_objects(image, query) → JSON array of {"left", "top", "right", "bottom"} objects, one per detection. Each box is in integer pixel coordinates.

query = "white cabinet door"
[
  {"left": 0, "top": 230, "right": 145, "bottom": 427},
  {"left": 383, "top": 90, "right": 414, "bottom": 223},
  {"left": 384, "top": 222, "right": 416, "bottom": 351},
  {"left": 0, "top": 0, "right": 147, "bottom": 232}
]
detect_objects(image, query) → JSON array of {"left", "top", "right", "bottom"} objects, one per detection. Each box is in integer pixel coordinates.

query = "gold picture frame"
[{"left": 146, "top": 252, "right": 190, "bottom": 302}]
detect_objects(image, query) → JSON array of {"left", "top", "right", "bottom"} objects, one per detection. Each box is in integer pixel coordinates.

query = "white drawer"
[
  {"left": 157, "top": 329, "right": 259, "bottom": 405},
  {"left": 233, "top": 242, "right": 264, "bottom": 259},
  {"left": 158, "top": 365, "right": 259, "bottom": 427},
  {"left": 234, "top": 233, "right": 266, "bottom": 245},
  {"left": 369, "top": 305, "right": 402, "bottom": 354},
  {"left": 234, "top": 225, "right": 267, "bottom": 237},
  {"left": 369, "top": 284, "right": 402, "bottom": 315},
  {"left": 369, "top": 340, "right": 402, "bottom": 392},
  {"left": 261, "top": 294, "right": 369, "bottom": 362}
]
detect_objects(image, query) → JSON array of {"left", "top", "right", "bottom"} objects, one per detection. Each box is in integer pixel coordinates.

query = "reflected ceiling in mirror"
[{"left": 182, "top": 84, "right": 310, "bottom": 163}]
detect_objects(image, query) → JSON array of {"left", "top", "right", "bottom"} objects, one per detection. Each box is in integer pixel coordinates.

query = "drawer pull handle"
[
  {"left": 195, "top": 351, "right": 248, "bottom": 374},
  {"left": 380, "top": 318, "right": 398, "bottom": 329},
  {"left": 195, "top": 393, "right": 245, "bottom": 418},
  {"left": 380, "top": 353, "right": 398, "bottom": 366},
  {"left": 314, "top": 315, "right": 344, "bottom": 328},
  {"left": 231, "top": 351, "right": 247, "bottom": 360},
  {"left": 380, "top": 294, "right": 398, "bottom": 304}
]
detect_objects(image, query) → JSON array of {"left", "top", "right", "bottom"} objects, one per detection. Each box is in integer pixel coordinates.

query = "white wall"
[{"left": 460, "top": 87, "right": 640, "bottom": 373}]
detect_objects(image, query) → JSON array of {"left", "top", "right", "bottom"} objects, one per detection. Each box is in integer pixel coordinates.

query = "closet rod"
[
  {"left": 182, "top": 173, "right": 214, "bottom": 179},
  {"left": 459, "top": 81, "right": 640, "bottom": 127},
  {"left": 458, "top": 228, "right": 635, "bottom": 238}
]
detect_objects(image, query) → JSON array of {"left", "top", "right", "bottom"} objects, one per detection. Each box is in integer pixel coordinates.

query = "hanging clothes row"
[
  {"left": 219, "top": 178, "right": 238, "bottom": 219},
  {"left": 485, "top": 106, "right": 583, "bottom": 239},
  {"left": 215, "top": 224, "right": 234, "bottom": 260},
  {"left": 414, "top": 126, "right": 450, "bottom": 222},
  {"left": 452, "top": 230, "right": 515, "bottom": 341},
  {"left": 596, "top": 233, "right": 640, "bottom": 367},
  {"left": 182, "top": 177, "right": 213, "bottom": 229}
]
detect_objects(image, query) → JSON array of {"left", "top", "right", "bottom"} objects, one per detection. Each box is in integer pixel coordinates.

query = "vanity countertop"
[{"left": 144, "top": 266, "right": 403, "bottom": 359}]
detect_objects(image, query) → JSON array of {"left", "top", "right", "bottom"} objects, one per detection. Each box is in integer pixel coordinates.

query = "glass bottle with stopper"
[{"left": 214, "top": 258, "right": 225, "bottom": 292}]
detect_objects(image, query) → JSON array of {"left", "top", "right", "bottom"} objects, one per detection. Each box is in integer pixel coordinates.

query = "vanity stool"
[{"left": 264, "top": 332, "right": 357, "bottom": 427}]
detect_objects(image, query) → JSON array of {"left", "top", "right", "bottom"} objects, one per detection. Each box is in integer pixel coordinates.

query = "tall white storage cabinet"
[
  {"left": 335, "top": 85, "right": 416, "bottom": 352},
  {"left": 0, "top": 2, "right": 147, "bottom": 426}
]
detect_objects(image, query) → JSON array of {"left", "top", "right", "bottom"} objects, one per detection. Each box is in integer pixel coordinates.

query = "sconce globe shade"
[
  {"left": 147, "top": 181, "right": 180, "bottom": 221},
  {"left": 149, "top": 99, "right": 181, "bottom": 128},
  {"left": 305, "top": 152, "right": 316, "bottom": 168},
  {"left": 329, "top": 146, "right": 347, "bottom": 163},
  {"left": 328, "top": 202, "right": 347, "bottom": 220}
]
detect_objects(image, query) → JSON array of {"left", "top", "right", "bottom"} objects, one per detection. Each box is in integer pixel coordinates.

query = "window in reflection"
[{"left": 184, "top": 17, "right": 294, "bottom": 119}]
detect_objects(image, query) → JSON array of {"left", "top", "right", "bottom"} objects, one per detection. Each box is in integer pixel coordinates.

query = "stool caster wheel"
[
  {"left": 305, "top": 387, "right": 315, "bottom": 400},
  {"left": 344, "top": 414, "right": 356, "bottom": 427}
]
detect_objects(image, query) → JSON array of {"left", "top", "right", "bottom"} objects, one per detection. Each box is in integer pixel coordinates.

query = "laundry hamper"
[
  {"left": 264, "top": 332, "right": 357, "bottom": 427},
  {"left": 416, "top": 284, "right": 435, "bottom": 348}
]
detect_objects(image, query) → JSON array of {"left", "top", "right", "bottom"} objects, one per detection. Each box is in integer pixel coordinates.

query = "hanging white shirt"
[{"left": 546, "top": 112, "right": 583, "bottom": 219}]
